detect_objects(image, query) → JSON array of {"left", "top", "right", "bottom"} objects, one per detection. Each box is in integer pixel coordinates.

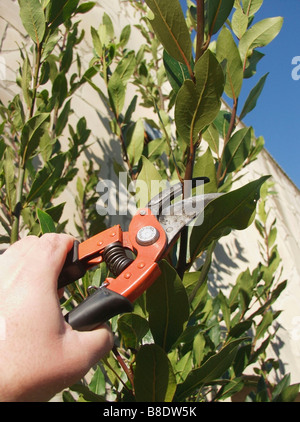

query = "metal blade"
[
  {"left": 147, "top": 177, "right": 210, "bottom": 216},
  {"left": 158, "top": 193, "right": 222, "bottom": 246}
]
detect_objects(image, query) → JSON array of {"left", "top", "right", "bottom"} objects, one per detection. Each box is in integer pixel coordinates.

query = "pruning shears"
[{"left": 58, "top": 177, "right": 221, "bottom": 331}]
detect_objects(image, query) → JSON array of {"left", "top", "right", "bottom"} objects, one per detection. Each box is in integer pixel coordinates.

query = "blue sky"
[{"left": 179, "top": 0, "right": 300, "bottom": 189}]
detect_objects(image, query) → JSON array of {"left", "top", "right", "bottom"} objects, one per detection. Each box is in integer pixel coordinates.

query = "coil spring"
[{"left": 103, "top": 242, "right": 134, "bottom": 276}]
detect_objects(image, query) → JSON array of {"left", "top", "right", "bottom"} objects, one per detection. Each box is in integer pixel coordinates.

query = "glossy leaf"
[
  {"left": 91, "top": 26, "right": 102, "bottom": 57},
  {"left": 190, "top": 176, "right": 269, "bottom": 261},
  {"left": 136, "top": 156, "right": 162, "bottom": 207},
  {"left": 21, "top": 55, "right": 32, "bottom": 109},
  {"left": 206, "top": 0, "right": 234, "bottom": 35},
  {"left": 145, "top": 0, "right": 192, "bottom": 65},
  {"left": 175, "top": 50, "right": 224, "bottom": 145},
  {"left": 26, "top": 154, "right": 65, "bottom": 203},
  {"left": 239, "top": 17, "right": 283, "bottom": 65},
  {"left": 37, "top": 208, "right": 56, "bottom": 233},
  {"left": 75, "top": 1, "right": 96, "bottom": 14},
  {"left": 242, "top": 0, "right": 264, "bottom": 16},
  {"left": 274, "top": 382, "right": 300, "bottom": 402},
  {"left": 47, "top": 0, "right": 80, "bottom": 30},
  {"left": 20, "top": 113, "right": 50, "bottom": 166},
  {"left": 146, "top": 260, "right": 189, "bottom": 352},
  {"left": 108, "top": 73, "right": 126, "bottom": 117},
  {"left": 193, "top": 147, "right": 217, "bottom": 193},
  {"left": 254, "top": 311, "right": 273, "bottom": 341},
  {"left": 125, "top": 119, "right": 145, "bottom": 166},
  {"left": 19, "top": 0, "right": 46, "bottom": 45},
  {"left": 163, "top": 49, "right": 190, "bottom": 94},
  {"left": 244, "top": 50, "right": 265, "bottom": 79},
  {"left": 89, "top": 366, "right": 106, "bottom": 396},
  {"left": 239, "top": 73, "right": 268, "bottom": 120},
  {"left": 232, "top": 7, "right": 248, "bottom": 40},
  {"left": 117, "top": 313, "right": 149, "bottom": 350},
  {"left": 175, "top": 337, "right": 247, "bottom": 401},
  {"left": 134, "top": 344, "right": 176, "bottom": 402},
  {"left": 202, "top": 123, "right": 219, "bottom": 155},
  {"left": 216, "top": 27, "right": 243, "bottom": 99},
  {"left": 107, "top": 53, "right": 135, "bottom": 118},
  {"left": 222, "top": 127, "right": 252, "bottom": 173}
]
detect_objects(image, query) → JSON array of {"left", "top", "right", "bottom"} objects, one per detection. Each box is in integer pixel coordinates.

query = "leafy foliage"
[{"left": 0, "top": 0, "right": 297, "bottom": 402}]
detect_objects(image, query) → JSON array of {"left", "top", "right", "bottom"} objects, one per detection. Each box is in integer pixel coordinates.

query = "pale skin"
[{"left": 0, "top": 233, "right": 114, "bottom": 402}]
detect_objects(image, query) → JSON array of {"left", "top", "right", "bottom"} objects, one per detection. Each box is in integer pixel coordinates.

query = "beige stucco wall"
[{"left": 1, "top": 0, "right": 300, "bottom": 385}]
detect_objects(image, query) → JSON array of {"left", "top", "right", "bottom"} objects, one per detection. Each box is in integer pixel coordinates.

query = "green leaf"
[
  {"left": 216, "top": 26, "right": 243, "bottom": 99},
  {"left": 242, "top": 0, "right": 264, "bottom": 16},
  {"left": 218, "top": 290, "right": 231, "bottom": 330},
  {"left": 51, "top": 73, "right": 68, "bottom": 109},
  {"left": 99, "top": 12, "right": 114, "bottom": 44},
  {"left": 193, "top": 147, "right": 217, "bottom": 193},
  {"left": 55, "top": 99, "right": 72, "bottom": 137},
  {"left": 190, "top": 176, "right": 269, "bottom": 261},
  {"left": 239, "top": 17, "right": 283, "bottom": 65},
  {"left": 114, "top": 51, "right": 136, "bottom": 85},
  {"left": 108, "top": 73, "right": 126, "bottom": 117},
  {"left": 239, "top": 73, "right": 268, "bottom": 120},
  {"left": 274, "top": 383, "right": 300, "bottom": 402},
  {"left": 69, "top": 383, "right": 105, "bottom": 402},
  {"left": 222, "top": 127, "right": 252, "bottom": 173},
  {"left": 47, "top": 0, "right": 80, "bottom": 30},
  {"left": 21, "top": 54, "right": 32, "bottom": 109},
  {"left": 232, "top": 7, "right": 248, "bottom": 40},
  {"left": 206, "top": 0, "right": 235, "bottom": 35},
  {"left": 91, "top": 26, "right": 102, "bottom": 57},
  {"left": 229, "top": 319, "right": 253, "bottom": 339},
  {"left": 135, "top": 344, "right": 176, "bottom": 402},
  {"left": 4, "top": 149, "right": 16, "bottom": 213},
  {"left": 217, "top": 377, "right": 245, "bottom": 401},
  {"left": 89, "top": 366, "right": 106, "bottom": 396},
  {"left": 119, "top": 25, "right": 131, "bottom": 47},
  {"left": 117, "top": 313, "right": 149, "bottom": 350},
  {"left": 19, "top": 0, "right": 46, "bottom": 45},
  {"left": 243, "top": 50, "right": 265, "bottom": 79},
  {"left": 173, "top": 351, "right": 193, "bottom": 383},
  {"left": 37, "top": 208, "right": 56, "bottom": 233},
  {"left": 202, "top": 123, "right": 219, "bottom": 155},
  {"left": 146, "top": 260, "right": 189, "bottom": 352},
  {"left": 26, "top": 154, "right": 65, "bottom": 203},
  {"left": 75, "top": 1, "right": 96, "bottom": 14},
  {"left": 175, "top": 337, "right": 247, "bottom": 401},
  {"left": 254, "top": 311, "right": 273, "bottom": 341},
  {"left": 20, "top": 113, "right": 50, "bottom": 166},
  {"left": 125, "top": 119, "right": 145, "bottom": 166},
  {"left": 136, "top": 156, "right": 163, "bottom": 207},
  {"left": 175, "top": 50, "right": 224, "bottom": 144},
  {"left": 145, "top": 0, "right": 192, "bottom": 65},
  {"left": 163, "top": 49, "right": 190, "bottom": 94},
  {"left": 45, "top": 202, "right": 66, "bottom": 223}
]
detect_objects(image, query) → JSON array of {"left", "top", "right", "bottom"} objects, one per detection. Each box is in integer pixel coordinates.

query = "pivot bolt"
[{"left": 136, "top": 226, "right": 159, "bottom": 246}]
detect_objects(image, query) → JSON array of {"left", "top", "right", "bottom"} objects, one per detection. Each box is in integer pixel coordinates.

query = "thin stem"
[
  {"left": 29, "top": 43, "right": 42, "bottom": 118},
  {"left": 10, "top": 167, "right": 25, "bottom": 243},
  {"left": 216, "top": 97, "right": 238, "bottom": 184},
  {"left": 195, "top": 0, "right": 205, "bottom": 62},
  {"left": 176, "top": 135, "right": 199, "bottom": 278},
  {"left": 112, "top": 346, "right": 135, "bottom": 391}
]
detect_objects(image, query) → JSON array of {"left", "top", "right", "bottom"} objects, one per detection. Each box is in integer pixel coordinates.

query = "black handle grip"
[
  {"left": 58, "top": 240, "right": 86, "bottom": 289},
  {"left": 64, "top": 287, "right": 133, "bottom": 331}
]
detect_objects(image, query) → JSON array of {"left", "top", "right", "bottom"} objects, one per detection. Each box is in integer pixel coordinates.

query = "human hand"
[{"left": 0, "top": 234, "right": 114, "bottom": 402}]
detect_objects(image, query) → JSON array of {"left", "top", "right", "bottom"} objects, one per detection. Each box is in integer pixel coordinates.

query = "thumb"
[{"left": 62, "top": 324, "right": 114, "bottom": 382}]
